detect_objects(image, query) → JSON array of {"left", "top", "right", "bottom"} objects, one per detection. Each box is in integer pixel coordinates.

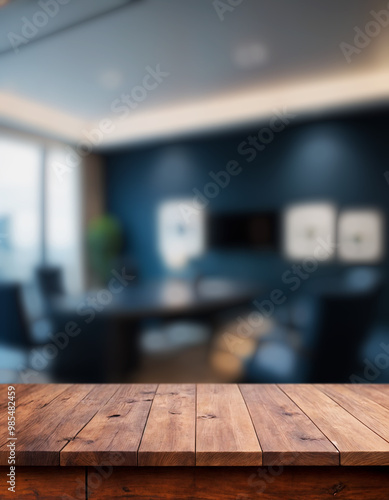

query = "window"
[
  {"left": 0, "top": 134, "right": 83, "bottom": 292},
  {"left": 45, "top": 147, "right": 83, "bottom": 293},
  {"left": 0, "top": 136, "right": 42, "bottom": 281}
]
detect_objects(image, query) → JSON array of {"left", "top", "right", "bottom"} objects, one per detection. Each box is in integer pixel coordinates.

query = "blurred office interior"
[{"left": 0, "top": 0, "right": 389, "bottom": 384}]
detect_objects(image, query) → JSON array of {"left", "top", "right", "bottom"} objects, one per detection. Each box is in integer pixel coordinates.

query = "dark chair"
[
  {"left": 0, "top": 281, "right": 111, "bottom": 383},
  {"left": 307, "top": 268, "right": 383, "bottom": 383},
  {"left": 0, "top": 283, "right": 30, "bottom": 348},
  {"left": 0, "top": 283, "right": 35, "bottom": 383},
  {"left": 31, "top": 266, "right": 66, "bottom": 345},
  {"left": 32, "top": 264, "right": 114, "bottom": 382},
  {"left": 48, "top": 312, "right": 110, "bottom": 383},
  {"left": 245, "top": 267, "right": 382, "bottom": 384},
  {"left": 0, "top": 282, "right": 69, "bottom": 383},
  {"left": 35, "top": 266, "right": 65, "bottom": 297}
]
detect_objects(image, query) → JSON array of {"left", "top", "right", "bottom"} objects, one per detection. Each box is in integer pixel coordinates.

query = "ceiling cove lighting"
[{"left": 1, "top": 68, "right": 388, "bottom": 147}]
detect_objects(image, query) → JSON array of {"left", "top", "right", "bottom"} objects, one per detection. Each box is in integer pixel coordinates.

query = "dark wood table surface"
[
  {"left": 2, "top": 384, "right": 389, "bottom": 499},
  {"left": 52, "top": 278, "right": 261, "bottom": 319},
  {"left": 50, "top": 279, "right": 262, "bottom": 382}
]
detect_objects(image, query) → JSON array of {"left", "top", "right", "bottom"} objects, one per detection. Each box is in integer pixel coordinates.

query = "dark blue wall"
[{"left": 105, "top": 109, "right": 389, "bottom": 302}]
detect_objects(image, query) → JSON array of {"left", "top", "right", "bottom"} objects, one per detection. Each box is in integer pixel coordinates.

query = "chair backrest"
[
  {"left": 0, "top": 283, "right": 30, "bottom": 348},
  {"left": 309, "top": 281, "right": 382, "bottom": 383},
  {"left": 36, "top": 266, "right": 64, "bottom": 297}
]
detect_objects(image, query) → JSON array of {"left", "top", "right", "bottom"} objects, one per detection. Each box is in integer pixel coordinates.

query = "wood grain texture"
[
  {"left": 345, "top": 384, "right": 389, "bottom": 412},
  {"left": 280, "top": 384, "right": 389, "bottom": 465},
  {"left": 61, "top": 384, "right": 157, "bottom": 466},
  {"left": 138, "top": 384, "right": 196, "bottom": 466},
  {"left": 196, "top": 384, "right": 262, "bottom": 466},
  {"left": 240, "top": 384, "right": 339, "bottom": 465},
  {"left": 0, "top": 384, "right": 45, "bottom": 410},
  {"left": 0, "top": 384, "right": 71, "bottom": 447},
  {"left": 1, "top": 384, "right": 389, "bottom": 468},
  {"left": 0, "top": 384, "right": 118, "bottom": 466},
  {"left": 318, "top": 384, "right": 389, "bottom": 447},
  {"left": 0, "top": 467, "right": 85, "bottom": 499},
  {"left": 87, "top": 466, "right": 389, "bottom": 500}
]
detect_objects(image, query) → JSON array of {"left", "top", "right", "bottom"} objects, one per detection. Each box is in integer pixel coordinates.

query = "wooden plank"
[
  {"left": 88, "top": 466, "right": 389, "bottom": 500},
  {"left": 318, "top": 384, "right": 389, "bottom": 446},
  {"left": 0, "top": 384, "right": 41, "bottom": 409},
  {"left": 13, "top": 384, "right": 71, "bottom": 408},
  {"left": 138, "top": 384, "right": 195, "bottom": 466},
  {"left": 61, "top": 384, "right": 157, "bottom": 466},
  {"left": 0, "top": 467, "right": 86, "bottom": 499},
  {"left": 240, "top": 384, "right": 338, "bottom": 465},
  {"left": 196, "top": 384, "right": 261, "bottom": 466},
  {"left": 0, "top": 384, "right": 118, "bottom": 466},
  {"left": 345, "top": 384, "right": 389, "bottom": 412},
  {"left": 0, "top": 384, "right": 71, "bottom": 449},
  {"left": 1, "top": 384, "right": 70, "bottom": 410},
  {"left": 280, "top": 384, "right": 389, "bottom": 465}
]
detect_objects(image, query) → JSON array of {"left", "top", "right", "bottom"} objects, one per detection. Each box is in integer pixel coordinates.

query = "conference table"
[
  {"left": 53, "top": 277, "right": 261, "bottom": 319},
  {"left": 51, "top": 278, "right": 262, "bottom": 381}
]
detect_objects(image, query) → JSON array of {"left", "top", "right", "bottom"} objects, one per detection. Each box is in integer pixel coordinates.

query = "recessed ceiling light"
[
  {"left": 232, "top": 42, "right": 268, "bottom": 70},
  {"left": 0, "top": 0, "right": 11, "bottom": 6},
  {"left": 98, "top": 70, "right": 124, "bottom": 90}
]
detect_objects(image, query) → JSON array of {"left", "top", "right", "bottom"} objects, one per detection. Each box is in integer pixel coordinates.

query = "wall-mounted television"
[{"left": 207, "top": 212, "right": 279, "bottom": 250}]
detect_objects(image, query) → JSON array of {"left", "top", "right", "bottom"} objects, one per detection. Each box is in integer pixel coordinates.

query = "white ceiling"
[{"left": 0, "top": 0, "right": 388, "bottom": 147}]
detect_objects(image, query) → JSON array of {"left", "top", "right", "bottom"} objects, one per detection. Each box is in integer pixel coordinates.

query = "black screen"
[{"left": 207, "top": 212, "right": 279, "bottom": 250}]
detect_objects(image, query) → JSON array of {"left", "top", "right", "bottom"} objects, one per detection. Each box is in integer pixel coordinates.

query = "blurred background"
[{"left": 0, "top": 0, "right": 389, "bottom": 384}]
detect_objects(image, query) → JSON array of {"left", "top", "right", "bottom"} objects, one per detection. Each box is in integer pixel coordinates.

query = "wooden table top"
[{"left": 2, "top": 384, "right": 389, "bottom": 467}]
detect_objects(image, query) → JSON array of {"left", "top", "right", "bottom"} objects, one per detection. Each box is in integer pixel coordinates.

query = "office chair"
[
  {"left": 35, "top": 266, "right": 65, "bottom": 297},
  {"left": 0, "top": 283, "right": 43, "bottom": 383},
  {"left": 245, "top": 267, "right": 383, "bottom": 384},
  {"left": 307, "top": 268, "right": 383, "bottom": 383}
]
